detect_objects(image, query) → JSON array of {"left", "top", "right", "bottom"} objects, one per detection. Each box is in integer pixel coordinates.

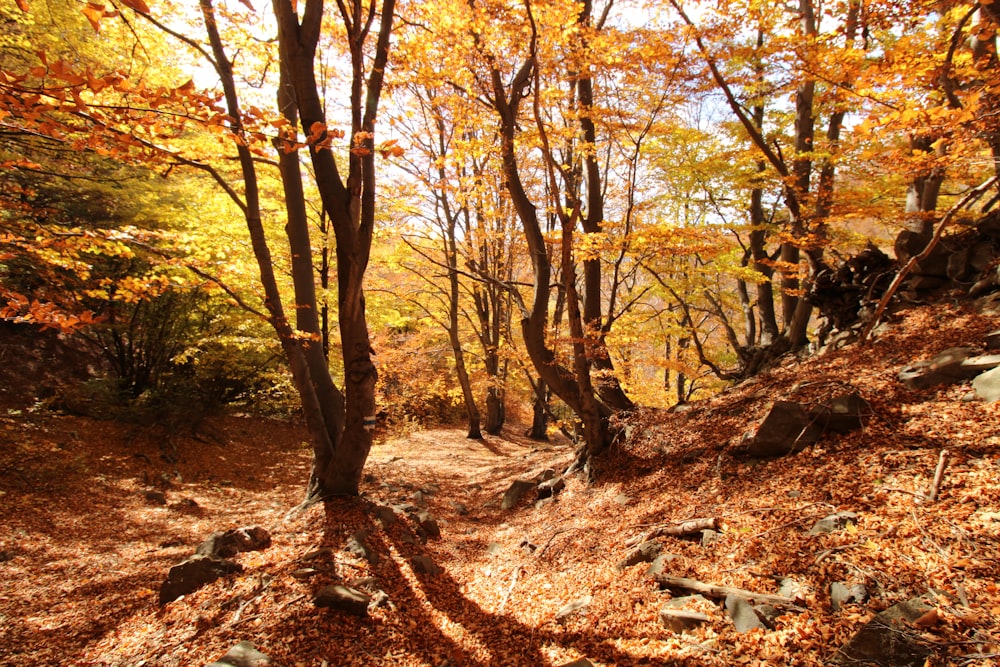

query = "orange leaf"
[
  {"left": 119, "top": 0, "right": 150, "bottom": 13},
  {"left": 81, "top": 3, "right": 104, "bottom": 31},
  {"left": 15, "top": 0, "right": 29, "bottom": 11},
  {"left": 912, "top": 608, "right": 940, "bottom": 628}
]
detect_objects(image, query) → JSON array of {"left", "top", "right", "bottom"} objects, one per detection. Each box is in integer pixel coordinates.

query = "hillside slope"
[{"left": 0, "top": 298, "right": 998, "bottom": 666}]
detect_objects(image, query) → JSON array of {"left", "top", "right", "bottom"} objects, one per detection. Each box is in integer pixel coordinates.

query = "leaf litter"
[{"left": 0, "top": 299, "right": 998, "bottom": 666}]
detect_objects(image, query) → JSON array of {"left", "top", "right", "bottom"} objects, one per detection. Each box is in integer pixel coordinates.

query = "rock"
[
  {"left": 537, "top": 476, "right": 566, "bottom": 499},
  {"left": 144, "top": 489, "right": 167, "bottom": 505},
  {"left": 701, "top": 529, "right": 720, "bottom": 547},
  {"left": 833, "top": 595, "right": 935, "bottom": 666},
  {"left": 644, "top": 553, "right": 678, "bottom": 578},
  {"left": 532, "top": 467, "right": 557, "bottom": 483},
  {"left": 808, "top": 392, "right": 872, "bottom": 434},
  {"left": 204, "top": 640, "right": 272, "bottom": 667},
  {"left": 808, "top": 511, "right": 858, "bottom": 536},
  {"left": 973, "top": 366, "right": 1000, "bottom": 402},
  {"left": 450, "top": 501, "right": 469, "bottom": 515},
  {"left": 778, "top": 578, "right": 807, "bottom": 602},
  {"left": 557, "top": 660, "right": 595, "bottom": 667},
  {"left": 414, "top": 511, "right": 441, "bottom": 539},
  {"left": 291, "top": 568, "right": 318, "bottom": 580},
  {"left": 372, "top": 504, "right": 398, "bottom": 526},
  {"left": 410, "top": 555, "right": 441, "bottom": 576},
  {"left": 725, "top": 594, "right": 765, "bottom": 632},
  {"left": 314, "top": 584, "right": 370, "bottom": 617},
  {"left": 754, "top": 604, "right": 782, "bottom": 628},
  {"left": 960, "top": 353, "right": 1000, "bottom": 375},
  {"left": 659, "top": 608, "right": 711, "bottom": 633},
  {"left": 616, "top": 540, "right": 662, "bottom": 570},
  {"left": 501, "top": 479, "right": 537, "bottom": 509},
  {"left": 487, "top": 542, "right": 503, "bottom": 557},
  {"left": 748, "top": 401, "right": 823, "bottom": 457},
  {"left": 612, "top": 493, "right": 631, "bottom": 505},
  {"left": 831, "top": 582, "right": 869, "bottom": 611},
  {"left": 986, "top": 329, "right": 1000, "bottom": 350},
  {"left": 345, "top": 530, "right": 379, "bottom": 563},
  {"left": 556, "top": 595, "right": 593, "bottom": 620},
  {"left": 196, "top": 526, "right": 271, "bottom": 559},
  {"left": 899, "top": 347, "right": 980, "bottom": 390},
  {"left": 159, "top": 554, "right": 243, "bottom": 604}
]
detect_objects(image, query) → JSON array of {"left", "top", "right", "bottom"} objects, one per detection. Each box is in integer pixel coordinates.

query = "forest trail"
[{"left": 1, "top": 299, "right": 1000, "bottom": 666}]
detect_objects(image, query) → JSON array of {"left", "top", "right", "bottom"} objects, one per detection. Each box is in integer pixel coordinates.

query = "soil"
[{"left": 1, "top": 299, "right": 999, "bottom": 666}]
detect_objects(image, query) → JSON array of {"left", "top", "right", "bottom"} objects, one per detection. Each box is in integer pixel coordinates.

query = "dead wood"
[
  {"left": 654, "top": 574, "right": 805, "bottom": 610},
  {"left": 626, "top": 517, "right": 719, "bottom": 547}
]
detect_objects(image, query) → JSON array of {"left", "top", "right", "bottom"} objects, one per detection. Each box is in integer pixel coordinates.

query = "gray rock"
[
  {"left": 960, "top": 354, "right": 1000, "bottom": 375},
  {"left": 612, "top": 493, "right": 631, "bottom": 506},
  {"left": 450, "top": 501, "right": 469, "bottom": 515},
  {"left": 556, "top": 595, "right": 593, "bottom": 620},
  {"left": 501, "top": 479, "right": 537, "bottom": 509},
  {"left": 196, "top": 526, "right": 271, "bottom": 559},
  {"left": 808, "top": 511, "right": 858, "bottom": 536},
  {"left": 748, "top": 401, "right": 823, "bottom": 457},
  {"left": 616, "top": 540, "right": 662, "bottom": 570},
  {"left": 808, "top": 392, "right": 872, "bottom": 434},
  {"left": 831, "top": 582, "right": 869, "bottom": 611},
  {"left": 973, "top": 366, "right": 1000, "bottom": 402},
  {"left": 537, "top": 476, "right": 566, "bottom": 499},
  {"left": 372, "top": 504, "right": 398, "bottom": 526},
  {"left": 778, "top": 578, "right": 806, "bottom": 601},
  {"left": 644, "top": 553, "right": 678, "bottom": 578},
  {"left": 833, "top": 595, "right": 935, "bottom": 666},
  {"left": 701, "top": 529, "right": 720, "bottom": 547},
  {"left": 144, "top": 489, "right": 167, "bottom": 505},
  {"left": 159, "top": 554, "right": 243, "bottom": 604},
  {"left": 487, "top": 542, "right": 503, "bottom": 557},
  {"left": 411, "top": 555, "right": 441, "bottom": 576},
  {"left": 986, "top": 329, "right": 1000, "bottom": 350},
  {"left": 414, "top": 511, "right": 441, "bottom": 538},
  {"left": 725, "top": 594, "right": 765, "bottom": 632},
  {"left": 532, "top": 467, "right": 557, "bottom": 483},
  {"left": 659, "top": 608, "right": 711, "bottom": 633},
  {"left": 345, "top": 530, "right": 379, "bottom": 563},
  {"left": 900, "top": 347, "right": 981, "bottom": 390},
  {"left": 314, "top": 584, "right": 370, "bottom": 617},
  {"left": 556, "top": 660, "right": 595, "bottom": 667},
  {"left": 204, "top": 640, "right": 271, "bottom": 667}
]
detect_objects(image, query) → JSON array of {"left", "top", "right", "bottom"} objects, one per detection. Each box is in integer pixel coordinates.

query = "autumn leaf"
[
  {"left": 15, "top": 0, "right": 29, "bottom": 11},
  {"left": 118, "top": 0, "right": 150, "bottom": 13},
  {"left": 81, "top": 2, "right": 105, "bottom": 32}
]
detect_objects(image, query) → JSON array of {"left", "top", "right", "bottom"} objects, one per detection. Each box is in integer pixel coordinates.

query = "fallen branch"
[
  {"left": 653, "top": 574, "right": 805, "bottom": 610},
  {"left": 626, "top": 517, "right": 719, "bottom": 547},
  {"left": 924, "top": 449, "right": 949, "bottom": 502},
  {"left": 497, "top": 564, "right": 523, "bottom": 614}
]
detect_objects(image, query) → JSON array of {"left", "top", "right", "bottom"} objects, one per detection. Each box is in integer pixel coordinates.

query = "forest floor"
[{"left": 1, "top": 298, "right": 1000, "bottom": 666}]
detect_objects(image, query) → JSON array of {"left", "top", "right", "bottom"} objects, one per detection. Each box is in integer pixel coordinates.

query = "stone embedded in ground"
[
  {"left": 778, "top": 578, "right": 807, "bottom": 602},
  {"left": 410, "top": 554, "right": 441, "bottom": 576},
  {"left": 556, "top": 595, "right": 593, "bottom": 620},
  {"left": 700, "top": 529, "right": 720, "bottom": 547},
  {"left": 659, "top": 608, "right": 711, "bottom": 633},
  {"left": 532, "top": 467, "right": 557, "bottom": 483},
  {"left": 159, "top": 554, "right": 243, "bottom": 604},
  {"left": 537, "top": 475, "right": 566, "bottom": 499},
  {"left": 196, "top": 526, "right": 271, "bottom": 559},
  {"left": 372, "top": 504, "right": 398, "bottom": 526},
  {"left": 833, "top": 595, "right": 935, "bottom": 666},
  {"left": 808, "top": 511, "right": 858, "bottom": 536},
  {"left": 725, "top": 594, "right": 765, "bottom": 633},
  {"left": 345, "top": 530, "right": 379, "bottom": 563},
  {"left": 973, "top": 366, "right": 1000, "bottom": 403},
  {"left": 314, "top": 584, "right": 370, "bottom": 617},
  {"left": 987, "top": 329, "right": 1000, "bottom": 350},
  {"left": 748, "top": 401, "right": 823, "bottom": 457},
  {"left": 809, "top": 392, "right": 872, "bottom": 434},
  {"left": 144, "top": 489, "right": 167, "bottom": 505},
  {"left": 204, "top": 640, "right": 272, "bottom": 667},
  {"left": 644, "top": 553, "right": 678, "bottom": 578},
  {"left": 556, "top": 659, "right": 595, "bottom": 667},
  {"left": 415, "top": 511, "right": 441, "bottom": 539},
  {"left": 899, "top": 347, "right": 981, "bottom": 390},
  {"left": 830, "top": 582, "right": 869, "bottom": 611},
  {"left": 501, "top": 479, "right": 537, "bottom": 509},
  {"left": 961, "top": 354, "right": 1000, "bottom": 375},
  {"left": 612, "top": 493, "right": 631, "bottom": 506},
  {"left": 616, "top": 540, "right": 662, "bottom": 571}
]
